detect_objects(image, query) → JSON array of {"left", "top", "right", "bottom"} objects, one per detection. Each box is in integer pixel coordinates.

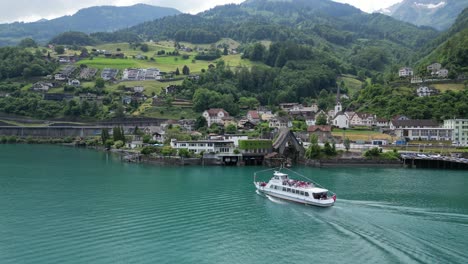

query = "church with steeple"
[{"left": 332, "top": 86, "right": 349, "bottom": 129}]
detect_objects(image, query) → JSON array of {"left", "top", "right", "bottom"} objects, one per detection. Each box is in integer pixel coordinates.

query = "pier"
[{"left": 401, "top": 154, "right": 468, "bottom": 170}]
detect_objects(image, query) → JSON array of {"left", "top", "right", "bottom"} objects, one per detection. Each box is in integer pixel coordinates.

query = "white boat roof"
[
  {"left": 310, "top": 188, "right": 328, "bottom": 193},
  {"left": 273, "top": 171, "right": 288, "bottom": 177}
]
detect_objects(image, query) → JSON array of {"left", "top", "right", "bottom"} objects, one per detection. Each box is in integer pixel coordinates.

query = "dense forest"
[{"left": 0, "top": 47, "right": 57, "bottom": 80}]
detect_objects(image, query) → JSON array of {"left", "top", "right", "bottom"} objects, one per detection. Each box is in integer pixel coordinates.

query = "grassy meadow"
[{"left": 332, "top": 128, "right": 394, "bottom": 141}]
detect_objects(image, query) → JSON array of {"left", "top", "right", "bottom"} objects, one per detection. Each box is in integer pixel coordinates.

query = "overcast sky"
[{"left": 0, "top": 0, "right": 403, "bottom": 23}]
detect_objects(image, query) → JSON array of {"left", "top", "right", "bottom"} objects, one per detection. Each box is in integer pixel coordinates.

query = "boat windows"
[
  {"left": 305, "top": 192, "right": 309, "bottom": 197},
  {"left": 287, "top": 188, "right": 291, "bottom": 192},
  {"left": 282, "top": 187, "right": 286, "bottom": 191},
  {"left": 300, "top": 191, "right": 304, "bottom": 196},
  {"left": 291, "top": 189, "right": 296, "bottom": 194},
  {"left": 313, "top": 192, "right": 327, "bottom": 199}
]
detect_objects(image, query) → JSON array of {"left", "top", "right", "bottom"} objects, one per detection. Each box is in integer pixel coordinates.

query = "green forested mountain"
[
  {"left": 100, "top": 0, "right": 437, "bottom": 71},
  {"left": 0, "top": 4, "right": 180, "bottom": 46},
  {"left": 417, "top": 8, "right": 468, "bottom": 74},
  {"left": 379, "top": 0, "right": 468, "bottom": 31}
]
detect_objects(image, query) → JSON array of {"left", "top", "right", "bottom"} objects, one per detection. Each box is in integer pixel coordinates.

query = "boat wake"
[{"left": 265, "top": 194, "right": 287, "bottom": 205}]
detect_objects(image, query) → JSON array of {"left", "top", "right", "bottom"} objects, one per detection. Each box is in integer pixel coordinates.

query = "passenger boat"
[{"left": 254, "top": 170, "right": 336, "bottom": 207}]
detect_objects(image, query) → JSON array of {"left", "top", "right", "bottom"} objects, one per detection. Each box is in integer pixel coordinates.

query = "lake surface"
[{"left": 1, "top": 145, "right": 467, "bottom": 264}]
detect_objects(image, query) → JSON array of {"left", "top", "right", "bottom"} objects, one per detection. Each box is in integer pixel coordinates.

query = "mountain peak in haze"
[
  {"left": 377, "top": 0, "right": 468, "bottom": 30},
  {"left": 0, "top": 4, "right": 181, "bottom": 46}
]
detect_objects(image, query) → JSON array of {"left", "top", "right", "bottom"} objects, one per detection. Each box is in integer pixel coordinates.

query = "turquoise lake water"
[{"left": 1, "top": 145, "right": 467, "bottom": 264}]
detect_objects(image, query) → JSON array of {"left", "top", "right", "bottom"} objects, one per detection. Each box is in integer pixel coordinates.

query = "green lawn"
[
  {"left": 338, "top": 75, "right": 363, "bottom": 97},
  {"left": 332, "top": 129, "right": 393, "bottom": 141},
  {"left": 433, "top": 83, "right": 466, "bottom": 92}
]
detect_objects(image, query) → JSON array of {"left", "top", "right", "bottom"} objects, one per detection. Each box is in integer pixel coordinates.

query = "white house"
[
  {"left": 436, "top": 69, "right": 449, "bottom": 78},
  {"left": 202, "top": 108, "right": 230, "bottom": 127},
  {"left": 399, "top": 67, "right": 413, "bottom": 78},
  {"left": 31, "top": 82, "right": 53, "bottom": 92},
  {"left": 444, "top": 119, "right": 468, "bottom": 146},
  {"left": 375, "top": 118, "right": 389, "bottom": 127},
  {"left": 350, "top": 113, "right": 376, "bottom": 127},
  {"left": 269, "top": 116, "right": 292, "bottom": 129},
  {"left": 170, "top": 139, "right": 235, "bottom": 154},
  {"left": 54, "top": 74, "right": 67, "bottom": 81},
  {"left": 133, "top": 86, "right": 145, "bottom": 93},
  {"left": 68, "top": 79, "right": 80, "bottom": 86},
  {"left": 427, "top": 63, "right": 442, "bottom": 73},
  {"left": 411, "top": 76, "right": 423, "bottom": 84},
  {"left": 417, "top": 86, "right": 438, "bottom": 97}
]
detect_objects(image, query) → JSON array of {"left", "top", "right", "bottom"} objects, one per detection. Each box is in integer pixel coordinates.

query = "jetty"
[{"left": 401, "top": 154, "right": 468, "bottom": 170}]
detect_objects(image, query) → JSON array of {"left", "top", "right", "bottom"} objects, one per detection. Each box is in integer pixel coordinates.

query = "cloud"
[{"left": 332, "top": 0, "right": 403, "bottom": 12}]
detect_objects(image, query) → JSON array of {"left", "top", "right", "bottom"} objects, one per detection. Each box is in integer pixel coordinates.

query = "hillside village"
[{"left": 0, "top": 40, "right": 466, "bottom": 165}]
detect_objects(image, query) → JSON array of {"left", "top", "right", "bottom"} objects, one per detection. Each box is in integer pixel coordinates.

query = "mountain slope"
[
  {"left": 0, "top": 4, "right": 181, "bottom": 46},
  {"left": 379, "top": 0, "right": 468, "bottom": 30},
  {"left": 102, "top": 0, "right": 438, "bottom": 71},
  {"left": 417, "top": 8, "right": 468, "bottom": 75}
]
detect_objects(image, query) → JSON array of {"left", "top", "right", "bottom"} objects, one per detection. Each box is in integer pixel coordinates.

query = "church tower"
[{"left": 334, "top": 86, "right": 342, "bottom": 113}]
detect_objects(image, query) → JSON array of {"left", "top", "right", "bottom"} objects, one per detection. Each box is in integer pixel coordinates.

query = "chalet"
[
  {"left": 79, "top": 93, "right": 98, "bottom": 102},
  {"left": 178, "top": 119, "right": 196, "bottom": 131},
  {"left": 54, "top": 74, "right": 67, "bottom": 81},
  {"left": 188, "top": 75, "right": 200, "bottom": 81},
  {"left": 165, "top": 85, "right": 178, "bottom": 95},
  {"left": 307, "top": 125, "right": 333, "bottom": 143},
  {"left": 239, "top": 120, "right": 257, "bottom": 130},
  {"left": 202, "top": 108, "right": 230, "bottom": 127},
  {"left": 101, "top": 68, "right": 119, "bottom": 80},
  {"left": 132, "top": 93, "right": 147, "bottom": 103},
  {"left": 392, "top": 115, "right": 410, "bottom": 122},
  {"left": 427, "top": 63, "right": 441, "bottom": 73},
  {"left": 133, "top": 86, "right": 144, "bottom": 93},
  {"left": 32, "top": 82, "right": 53, "bottom": 92},
  {"left": 247, "top": 110, "right": 260, "bottom": 123},
  {"left": 435, "top": 69, "right": 449, "bottom": 78},
  {"left": 68, "top": 79, "right": 81, "bottom": 86},
  {"left": 269, "top": 116, "right": 292, "bottom": 129},
  {"left": 411, "top": 76, "right": 423, "bottom": 84},
  {"left": 288, "top": 104, "right": 317, "bottom": 116},
  {"left": 350, "top": 113, "right": 376, "bottom": 127},
  {"left": 399, "top": 67, "right": 413, "bottom": 78},
  {"left": 305, "top": 114, "right": 316, "bottom": 126},
  {"left": 279, "top": 103, "right": 299, "bottom": 111},
  {"left": 261, "top": 113, "right": 275, "bottom": 121},
  {"left": 417, "top": 86, "right": 439, "bottom": 97},
  {"left": 375, "top": 118, "right": 389, "bottom": 127}
]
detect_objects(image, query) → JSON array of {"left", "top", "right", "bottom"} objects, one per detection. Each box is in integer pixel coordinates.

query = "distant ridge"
[
  {"left": 0, "top": 4, "right": 181, "bottom": 46},
  {"left": 377, "top": 0, "right": 468, "bottom": 30}
]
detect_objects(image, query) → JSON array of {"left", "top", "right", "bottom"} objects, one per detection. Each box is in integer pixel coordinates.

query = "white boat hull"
[{"left": 255, "top": 183, "right": 335, "bottom": 207}]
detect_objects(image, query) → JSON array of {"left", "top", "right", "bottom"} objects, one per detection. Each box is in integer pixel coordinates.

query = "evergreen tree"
[
  {"left": 101, "top": 129, "right": 110, "bottom": 144},
  {"left": 182, "top": 65, "right": 190, "bottom": 75},
  {"left": 175, "top": 67, "right": 180, "bottom": 75}
]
